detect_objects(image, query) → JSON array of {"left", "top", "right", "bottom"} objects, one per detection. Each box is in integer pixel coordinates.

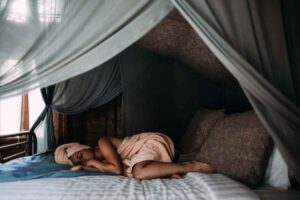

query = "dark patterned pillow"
[
  {"left": 179, "top": 109, "right": 224, "bottom": 162},
  {"left": 197, "top": 110, "right": 273, "bottom": 188}
]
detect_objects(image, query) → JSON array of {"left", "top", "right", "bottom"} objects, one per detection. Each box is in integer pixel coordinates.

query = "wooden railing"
[{"left": 0, "top": 131, "right": 37, "bottom": 163}]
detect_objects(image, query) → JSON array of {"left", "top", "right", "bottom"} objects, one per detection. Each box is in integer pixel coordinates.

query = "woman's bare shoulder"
[
  {"left": 97, "top": 137, "right": 123, "bottom": 149},
  {"left": 109, "top": 137, "right": 123, "bottom": 149}
]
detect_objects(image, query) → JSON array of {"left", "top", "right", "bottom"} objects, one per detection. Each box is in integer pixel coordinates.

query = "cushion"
[
  {"left": 179, "top": 109, "right": 224, "bottom": 162},
  {"left": 196, "top": 110, "right": 274, "bottom": 188}
]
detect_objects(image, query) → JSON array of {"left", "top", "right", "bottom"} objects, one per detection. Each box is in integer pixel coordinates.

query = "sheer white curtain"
[
  {"left": 0, "top": 0, "right": 173, "bottom": 152},
  {"left": 0, "top": 0, "right": 173, "bottom": 99},
  {"left": 28, "top": 89, "right": 44, "bottom": 153}
]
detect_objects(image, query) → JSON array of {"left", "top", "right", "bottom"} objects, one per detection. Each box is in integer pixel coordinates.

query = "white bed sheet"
[{"left": 0, "top": 172, "right": 259, "bottom": 200}]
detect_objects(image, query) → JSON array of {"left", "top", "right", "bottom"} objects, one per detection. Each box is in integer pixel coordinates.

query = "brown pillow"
[
  {"left": 179, "top": 109, "right": 224, "bottom": 161},
  {"left": 197, "top": 110, "right": 273, "bottom": 188}
]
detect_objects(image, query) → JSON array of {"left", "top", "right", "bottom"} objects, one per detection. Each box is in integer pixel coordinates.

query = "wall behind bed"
[
  {"left": 60, "top": 10, "right": 252, "bottom": 148},
  {"left": 121, "top": 49, "right": 252, "bottom": 147},
  {"left": 55, "top": 95, "right": 122, "bottom": 147},
  {"left": 64, "top": 54, "right": 251, "bottom": 148}
]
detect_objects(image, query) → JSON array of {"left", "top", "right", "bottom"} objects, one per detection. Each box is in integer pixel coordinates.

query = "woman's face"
[{"left": 70, "top": 149, "right": 94, "bottom": 165}]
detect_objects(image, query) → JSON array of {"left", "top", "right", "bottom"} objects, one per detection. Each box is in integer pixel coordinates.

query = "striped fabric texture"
[{"left": 0, "top": 173, "right": 259, "bottom": 200}]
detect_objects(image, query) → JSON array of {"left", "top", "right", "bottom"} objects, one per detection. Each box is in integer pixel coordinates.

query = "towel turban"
[{"left": 54, "top": 142, "right": 91, "bottom": 166}]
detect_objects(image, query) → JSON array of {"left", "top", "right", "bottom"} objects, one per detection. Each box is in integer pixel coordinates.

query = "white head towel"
[{"left": 54, "top": 142, "right": 91, "bottom": 166}]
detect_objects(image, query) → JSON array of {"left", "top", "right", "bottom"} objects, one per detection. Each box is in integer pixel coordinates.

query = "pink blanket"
[{"left": 117, "top": 132, "right": 175, "bottom": 177}]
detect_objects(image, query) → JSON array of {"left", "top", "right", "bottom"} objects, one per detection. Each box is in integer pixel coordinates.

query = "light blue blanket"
[{"left": 0, "top": 153, "right": 109, "bottom": 182}]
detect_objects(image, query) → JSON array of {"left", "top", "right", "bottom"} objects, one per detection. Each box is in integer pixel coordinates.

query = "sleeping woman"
[{"left": 54, "top": 132, "right": 215, "bottom": 180}]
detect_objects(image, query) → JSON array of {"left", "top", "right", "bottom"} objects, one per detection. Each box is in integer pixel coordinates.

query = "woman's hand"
[
  {"left": 81, "top": 158, "right": 123, "bottom": 175},
  {"left": 70, "top": 165, "right": 83, "bottom": 172}
]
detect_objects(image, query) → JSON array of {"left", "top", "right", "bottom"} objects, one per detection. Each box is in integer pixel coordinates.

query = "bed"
[
  {"left": 0, "top": 153, "right": 259, "bottom": 200},
  {"left": 1, "top": 111, "right": 300, "bottom": 200}
]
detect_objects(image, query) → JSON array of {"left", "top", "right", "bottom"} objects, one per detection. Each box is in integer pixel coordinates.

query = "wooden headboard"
[{"left": 65, "top": 95, "right": 122, "bottom": 147}]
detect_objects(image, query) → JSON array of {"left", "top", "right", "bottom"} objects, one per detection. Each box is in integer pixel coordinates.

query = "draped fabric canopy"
[
  {"left": 0, "top": 0, "right": 299, "bottom": 180},
  {"left": 171, "top": 0, "right": 300, "bottom": 178},
  {"left": 52, "top": 56, "right": 122, "bottom": 115},
  {"left": 29, "top": 57, "right": 122, "bottom": 152},
  {"left": 0, "top": 0, "right": 173, "bottom": 99}
]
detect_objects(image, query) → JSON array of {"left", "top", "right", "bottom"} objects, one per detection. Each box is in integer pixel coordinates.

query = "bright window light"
[
  {"left": 0, "top": 59, "right": 18, "bottom": 76},
  {"left": 0, "top": 89, "right": 44, "bottom": 135},
  {"left": 28, "top": 89, "right": 45, "bottom": 153},
  {"left": 7, "top": 0, "right": 30, "bottom": 23},
  {"left": 28, "top": 89, "right": 44, "bottom": 128},
  {"left": 38, "top": 0, "right": 63, "bottom": 23},
  {"left": 0, "top": 95, "right": 22, "bottom": 135}
]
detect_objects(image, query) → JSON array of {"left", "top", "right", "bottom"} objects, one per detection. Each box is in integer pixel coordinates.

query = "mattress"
[
  {"left": 0, "top": 153, "right": 261, "bottom": 200},
  {"left": 0, "top": 172, "right": 259, "bottom": 200}
]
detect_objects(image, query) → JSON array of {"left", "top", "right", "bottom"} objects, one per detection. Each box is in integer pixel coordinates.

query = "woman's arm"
[
  {"left": 70, "top": 165, "right": 99, "bottom": 172},
  {"left": 83, "top": 159, "right": 122, "bottom": 175},
  {"left": 83, "top": 138, "right": 123, "bottom": 175}
]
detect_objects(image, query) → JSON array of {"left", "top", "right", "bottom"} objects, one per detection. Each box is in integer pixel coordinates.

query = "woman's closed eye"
[{"left": 76, "top": 153, "right": 83, "bottom": 165}]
